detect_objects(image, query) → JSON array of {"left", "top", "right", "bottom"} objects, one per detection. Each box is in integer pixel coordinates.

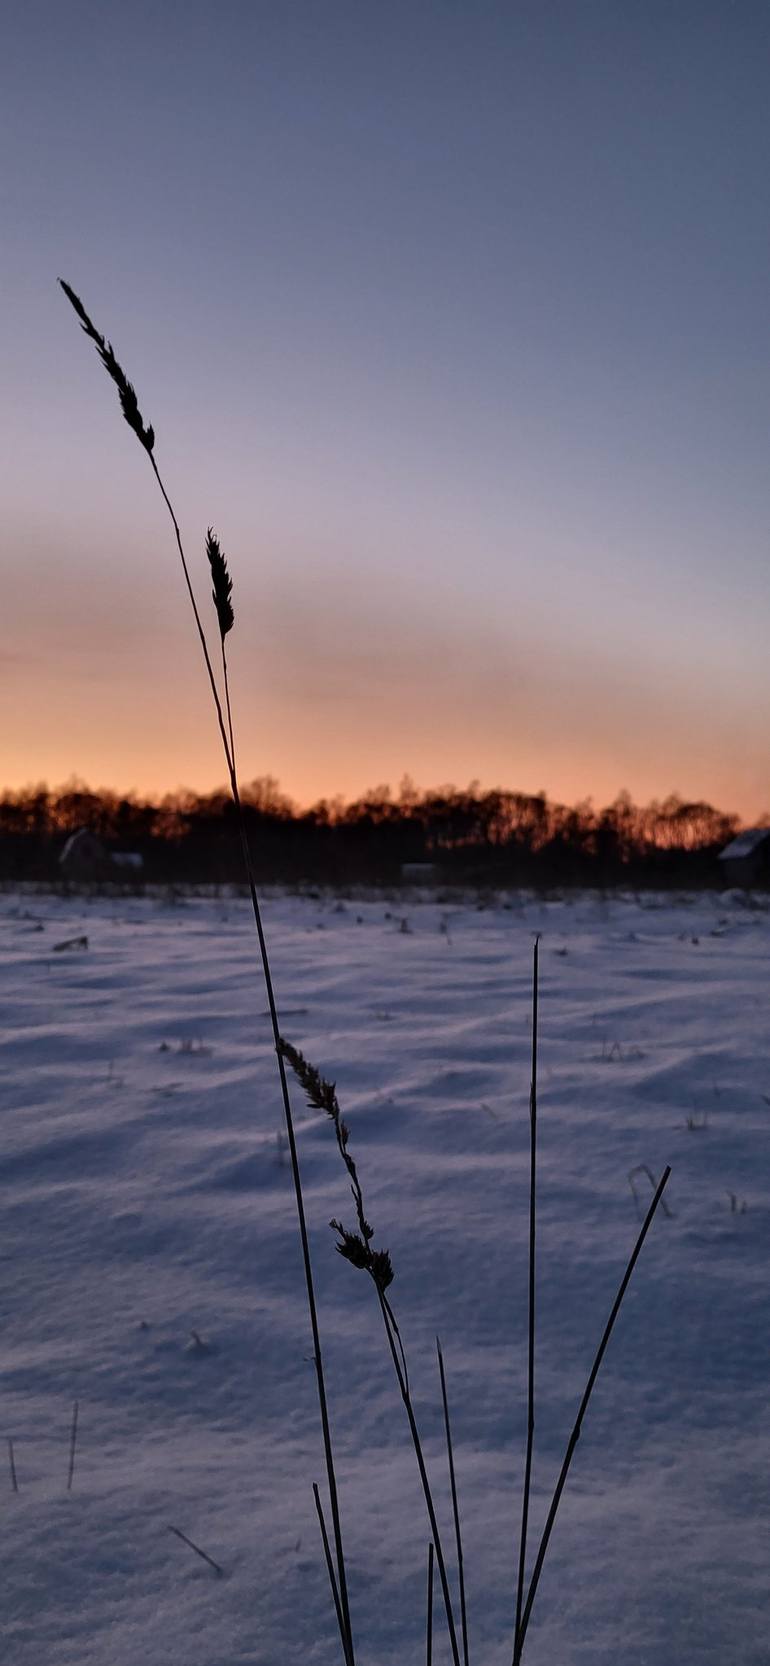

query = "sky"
[{"left": 2, "top": 0, "right": 769, "bottom": 817}]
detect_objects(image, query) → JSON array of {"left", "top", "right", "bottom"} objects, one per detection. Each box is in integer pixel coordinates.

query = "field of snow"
[{"left": 1, "top": 885, "right": 768, "bottom": 1665}]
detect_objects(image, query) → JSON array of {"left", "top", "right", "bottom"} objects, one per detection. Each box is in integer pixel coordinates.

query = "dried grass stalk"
[
  {"left": 280, "top": 1035, "right": 462, "bottom": 1666},
  {"left": 61, "top": 281, "right": 355, "bottom": 1666}
]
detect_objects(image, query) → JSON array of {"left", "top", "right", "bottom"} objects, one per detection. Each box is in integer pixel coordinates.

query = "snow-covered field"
[{"left": 1, "top": 885, "right": 768, "bottom": 1666}]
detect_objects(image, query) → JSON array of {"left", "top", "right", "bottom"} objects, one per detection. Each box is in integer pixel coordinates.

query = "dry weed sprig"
[
  {"left": 280, "top": 1035, "right": 462, "bottom": 1666},
  {"left": 58, "top": 281, "right": 155, "bottom": 454},
  {"left": 59, "top": 281, "right": 236, "bottom": 796},
  {"left": 278, "top": 1037, "right": 393, "bottom": 1294},
  {"left": 61, "top": 278, "right": 674, "bottom": 1666},
  {"left": 60, "top": 281, "right": 355, "bottom": 1666}
]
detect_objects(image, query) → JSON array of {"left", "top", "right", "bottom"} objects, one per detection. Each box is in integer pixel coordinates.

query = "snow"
[{"left": 1, "top": 885, "right": 768, "bottom": 1665}]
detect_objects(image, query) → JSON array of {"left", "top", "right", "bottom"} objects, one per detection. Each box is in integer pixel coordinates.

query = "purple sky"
[{"left": 3, "top": 1, "right": 769, "bottom": 814}]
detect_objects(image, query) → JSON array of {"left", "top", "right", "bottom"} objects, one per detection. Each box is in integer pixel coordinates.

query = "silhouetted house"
[
  {"left": 718, "top": 828, "right": 770, "bottom": 886},
  {"left": 59, "top": 828, "right": 106, "bottom": 879},
  {"left": 59, "top": 832, "right": 146, "bottom": 880}
]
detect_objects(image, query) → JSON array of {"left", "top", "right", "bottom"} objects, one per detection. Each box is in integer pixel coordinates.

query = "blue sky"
[{"left": 3, "top": 1, "right": 769, "bottom": 812}]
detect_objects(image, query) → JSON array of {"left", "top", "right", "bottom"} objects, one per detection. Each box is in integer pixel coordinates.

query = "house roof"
[{"left": 718, "top": 828, "right": 770, "bottom": 861}]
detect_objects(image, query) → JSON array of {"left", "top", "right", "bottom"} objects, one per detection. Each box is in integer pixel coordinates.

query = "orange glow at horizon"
[
  {"left": 1, "top": 738, "right": 765, "bottom": 824},
  {"left": 3, "top": 556, "right": 768, "bottom": 823}
]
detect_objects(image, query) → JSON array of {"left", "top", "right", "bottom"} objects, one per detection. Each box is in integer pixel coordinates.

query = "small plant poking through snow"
[{"left": 726, "top": 1191, "right": 748, "bottom": 1215}]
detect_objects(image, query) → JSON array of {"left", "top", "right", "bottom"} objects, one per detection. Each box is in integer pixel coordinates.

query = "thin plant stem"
[
  {"left": 67, "top": 1399, "right": 79, "bottom": 1491},
  {"left": 426, "top": 1542, "right": 434, "bottom": 1666},
  {"left": 221, "top": 639, "right": 236, "bottom": 775},
  {"left": 516, "top": 1165, "right": 672, "bottom": 1658},
  {"left": 148, "top": 457, "right": 235, "bottom": 777},
  {"left": 513, "top": 937, "right": 539, "bottom": 1664},
  {"left": 314, "top": 1482, "right": 347, "bottom": 1661},
  {"left": 280, "top": 1029, "right": 459, "bottom": 1666},
  {"left": 377, "top": 1291, "right": 462, "bottom": 1666},
  {"left": 147, "top": 453, "right": 355, "bottom": 1666},
  {"left": 437, "top": 1337, "right": 469, "bottom": 1666}
]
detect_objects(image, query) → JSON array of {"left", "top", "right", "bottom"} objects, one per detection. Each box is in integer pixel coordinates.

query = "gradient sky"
[{"left": 3, "top": 1, "right": 769, "bottom": 815}]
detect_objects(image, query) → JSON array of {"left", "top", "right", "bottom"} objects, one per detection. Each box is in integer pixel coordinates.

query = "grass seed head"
[
  {"left": 369, "top": 1248, "right": 394, "bottom": 1292},
  {"left": 281, "top": 1035, "right": 395, "bottom": 1287},
  {"left": 59, "top": 280, "right": 155, "bottom": 454},
  {"left": 331, "top": 1222, "right": 394, "bottom": 1292},
  {"left": 330, "top": 1221, "right": 370, "bottom": 1272},
  {"left": 205, "top": 528, "right": 234, "bottom": 639}
]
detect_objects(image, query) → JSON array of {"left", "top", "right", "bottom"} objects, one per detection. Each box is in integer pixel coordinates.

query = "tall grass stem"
[
  {"left": 426, "top": 1542, "right": 434, "bottom": 1666},
  {"left": 221, "top": 641, "right": 236, "bottom": 775},
  {"left": 59, "top": 285, "right": 354, "bottom": 1666},
  {"left": 437, "top": 1337, "right": 469, "bottom": 1666},
  {"left": 516, "top": 1164, "right": 672, "bottom": 1656},
  {"left": 377, "top": 1292, "right": 462, "bottom": 1666},
  {"left": 513, "top": 936, "right": 539, "bottom": 1663},
  {"left": 314, "top": 1481, "right": 347, "bottom": 1659}
]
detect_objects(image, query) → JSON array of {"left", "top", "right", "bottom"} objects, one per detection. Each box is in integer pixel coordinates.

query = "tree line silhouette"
[{"left": 0, "top": 778, "right": 749, "bottom": 886}]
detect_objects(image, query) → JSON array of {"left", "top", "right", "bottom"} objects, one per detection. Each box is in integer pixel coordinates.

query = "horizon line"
[{"left": 0, "top": 775, "right": 760, "bottom": 826}]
